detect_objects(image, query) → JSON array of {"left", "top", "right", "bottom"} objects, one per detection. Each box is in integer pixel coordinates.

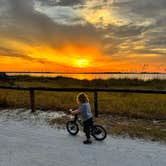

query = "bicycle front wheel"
[{"left": 66, "top": 121, "right": 79, "bottom": 135}]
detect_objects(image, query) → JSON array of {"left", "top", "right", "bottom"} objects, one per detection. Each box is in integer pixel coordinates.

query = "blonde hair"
[{"left": 76, "top": 92, "right": 89, "bottom": 104}]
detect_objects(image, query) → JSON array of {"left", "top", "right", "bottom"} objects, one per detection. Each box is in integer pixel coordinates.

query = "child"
[{"left": 69, "top": 92, "right": 93, "bottom": 144}]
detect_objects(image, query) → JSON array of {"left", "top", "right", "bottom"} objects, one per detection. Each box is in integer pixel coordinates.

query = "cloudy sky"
[{"left": 0, "top": 0, "right": 165, "bottom": 72}]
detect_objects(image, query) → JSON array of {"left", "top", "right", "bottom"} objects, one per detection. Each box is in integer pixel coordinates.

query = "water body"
[{"left": 6, "top": 72, "right": 166, "bottom": 80}]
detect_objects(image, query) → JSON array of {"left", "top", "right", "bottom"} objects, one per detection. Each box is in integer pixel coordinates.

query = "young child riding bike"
[{"left": 69, "top": 92, "right": 93, "bottom": 144}]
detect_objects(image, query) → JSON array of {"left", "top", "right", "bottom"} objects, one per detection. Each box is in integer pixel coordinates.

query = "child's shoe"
[{"left": 83, "top": 139, "right": 92, "bottom": 144}]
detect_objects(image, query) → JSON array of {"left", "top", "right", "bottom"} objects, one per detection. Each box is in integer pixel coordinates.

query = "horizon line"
[{"left": 1, "top": 71, "right": 166, "bottom": 74}]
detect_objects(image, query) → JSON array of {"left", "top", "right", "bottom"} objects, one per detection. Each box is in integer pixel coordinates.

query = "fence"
[{"left": 0, "top": 86, "right": 166, "bottom": 117}]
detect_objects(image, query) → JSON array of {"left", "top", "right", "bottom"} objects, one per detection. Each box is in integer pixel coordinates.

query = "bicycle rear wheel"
[{"left": 91, "top": 125, "right": 107, "bottom": 141}]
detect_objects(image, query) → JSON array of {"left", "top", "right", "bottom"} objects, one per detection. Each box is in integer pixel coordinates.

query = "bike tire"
[
  {"left": 66, "top": 121, "right": 79, "bottom": 136},
  {"left": 91, "top": 125, "right": 107, "bottom": 141}
]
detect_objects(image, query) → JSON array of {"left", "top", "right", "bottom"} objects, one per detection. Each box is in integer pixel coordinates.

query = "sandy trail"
[{"left": 0, "top": 109, "right": 165, "bottom": 166}]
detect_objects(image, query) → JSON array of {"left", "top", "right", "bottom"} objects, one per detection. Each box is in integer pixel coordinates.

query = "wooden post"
[
  {"left": 94, "top": 91, "right": 98, "bottom": 117},
  {"left": 29, "top": 89, "right": 35, "bottom": 113}
]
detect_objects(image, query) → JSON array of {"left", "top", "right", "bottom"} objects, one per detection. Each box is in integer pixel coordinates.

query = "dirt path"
[{"left": 0, "top": 118, "right": 165, "bottom": 166}]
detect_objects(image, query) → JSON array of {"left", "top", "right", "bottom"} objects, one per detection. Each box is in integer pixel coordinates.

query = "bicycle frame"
[
  {"left": 73, "top": 114, "right": 83, "bottom": 127},
  {"left": 73, "top": 114, "right": 94, "bottom": 129}
]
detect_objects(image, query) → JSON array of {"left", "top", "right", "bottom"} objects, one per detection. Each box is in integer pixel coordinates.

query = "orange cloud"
[{"left": 0, "top": 38, "right": 165, "bottom": 73}]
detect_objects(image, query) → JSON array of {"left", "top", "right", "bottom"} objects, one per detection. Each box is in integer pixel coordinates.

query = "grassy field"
[
  {"left": 1, "top": 75, "right": 166, "bottom": 120},
  {"left": 0, "top": 76, "right": 166, "bottom": 142}
]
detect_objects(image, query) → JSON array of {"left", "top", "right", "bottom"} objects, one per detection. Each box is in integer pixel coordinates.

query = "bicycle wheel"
[
  {"left": 66, "top": 121, "right": 79, "bottom": 135},
  {"left": 91, "top": 125, "right": 107, "bottom": 141}
]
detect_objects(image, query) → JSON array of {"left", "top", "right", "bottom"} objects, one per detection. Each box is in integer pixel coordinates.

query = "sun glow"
[{"left": 74, "top": 59, "right": 90, "bottom": 68}]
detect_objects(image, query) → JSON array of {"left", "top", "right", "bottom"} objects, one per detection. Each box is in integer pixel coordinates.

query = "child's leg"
[
  {"left": 83, "top": 118, "right": 93, "bottom": 140},
  {"left": 83, "top": 123, "right": 90, "bottom": 139}
]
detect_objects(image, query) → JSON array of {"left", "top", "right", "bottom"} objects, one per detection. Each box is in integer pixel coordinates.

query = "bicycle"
[{"left": 66, "top": 114, "right": 107, "bottom": 141}]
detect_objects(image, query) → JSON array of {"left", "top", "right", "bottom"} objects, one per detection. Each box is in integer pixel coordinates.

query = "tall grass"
[{"left": 0, "top": 76, "right": 166, "bottom": 120}]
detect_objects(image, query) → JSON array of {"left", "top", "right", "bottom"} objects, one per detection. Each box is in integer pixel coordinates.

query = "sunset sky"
[{"left": 0, "top": 0, "right": 165, "bottom": 72}]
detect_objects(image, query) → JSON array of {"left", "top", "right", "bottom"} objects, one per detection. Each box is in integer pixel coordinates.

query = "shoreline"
[{"left": 3, "top": 73, "right": 166, "bottom": 81}]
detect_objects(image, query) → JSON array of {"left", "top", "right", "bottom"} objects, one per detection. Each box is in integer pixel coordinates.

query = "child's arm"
[{"left": 69, "top": 109, "right": 80, "bottom": 115}]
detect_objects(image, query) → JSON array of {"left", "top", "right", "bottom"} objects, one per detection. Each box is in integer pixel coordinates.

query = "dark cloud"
[
  {"left": 112, "top": 0, "right": 166, "bottom": 17},
  {"left": 147, "top": 37, "right": 166, "bottom": 49},
  {"left": 37, "top": 0, "right": 85, "bottom": 6},
  {"left": 106, "top": 24, "right": 148, "bottom": 38},
  {"left": 134, "top": 49, "right": 165, "bottom": 56},
  {"left": 0, "top": 47, "right": 34, "bottom": 60},
  {"left": 100, "top": 0, "right": 166, "bottom": 57},
  {"left": 56, "top": 0, "right": 85, "bottom": 6},
  {"left": 0, "top": 0, "right": 102, "bottom": 51},
  {"left": 8, "top": 0, "right": 34, "bottom": 13},
  {"left": 101, "top": 23, "right": 149, "bottom": 56}
]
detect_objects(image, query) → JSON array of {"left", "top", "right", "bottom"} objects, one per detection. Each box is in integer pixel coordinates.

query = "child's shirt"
[{"left": 78, "top": 102, "right": 93, "bottom": 121}]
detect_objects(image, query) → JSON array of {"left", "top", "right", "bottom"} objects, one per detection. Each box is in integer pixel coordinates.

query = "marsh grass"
[
  {"left": 98, "top": 92, "right": 166, "bottom": 119},
  {"left": 0, "top": 76, "right": 166, "bottom": 120},
  {"left": 0, "top": 90, "right": 29, "bottom": 109}
]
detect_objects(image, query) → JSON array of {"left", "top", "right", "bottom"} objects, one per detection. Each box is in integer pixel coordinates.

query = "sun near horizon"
[
  {"left": 73, "top": 59, "right": 90, "bottom": 68},
  {"left": 0, "top": 0, "right": 165, "bottom": 73}
]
